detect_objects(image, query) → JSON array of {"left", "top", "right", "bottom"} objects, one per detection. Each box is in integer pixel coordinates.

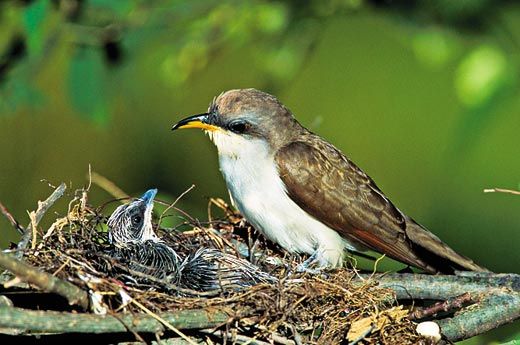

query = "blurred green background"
[{"left": 0, "top": 0, "right": 519, "bottom": 342}]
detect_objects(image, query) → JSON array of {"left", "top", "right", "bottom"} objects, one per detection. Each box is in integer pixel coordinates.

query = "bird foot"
[
  {"left": 295, "top": 265, "right": 323, "bottom": 275},
  {"left": 291, "top": 253, "right": 329, "bottom": 278}
]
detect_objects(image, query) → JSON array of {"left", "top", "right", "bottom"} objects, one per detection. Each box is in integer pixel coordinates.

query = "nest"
[{"left": 2, "top": 186, "right": 425, "bottom": 344}]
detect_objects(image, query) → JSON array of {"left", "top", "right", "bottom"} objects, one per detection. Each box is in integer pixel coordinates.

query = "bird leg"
[{"left": 295, "top": 251, "right": 325, "bottom": 275}]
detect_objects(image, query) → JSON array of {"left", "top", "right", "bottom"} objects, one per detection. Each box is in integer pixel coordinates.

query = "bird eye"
[
  {"left": 228, "top": 121, "right": 249, "bottom": 134},
  {"left": 131, "top": 215, "right": 142, "bottom": 225}
]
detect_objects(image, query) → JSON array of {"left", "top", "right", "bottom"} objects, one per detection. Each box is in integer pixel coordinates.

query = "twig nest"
[{"left": 416, "top": 321, "right": 441, "bottom": 343}]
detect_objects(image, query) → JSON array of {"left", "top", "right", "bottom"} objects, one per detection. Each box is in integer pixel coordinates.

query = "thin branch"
[
  {"left": 408, "top": 292, "right": 474, "bottom": 320},
  {"left": 0, "top": 201, "right": 24, "bottom": 234},
  {"left": 157, "top": 184, "right": 195, "bottom": 231},
  {"left": 0, "top": 251, "right": 89, "bottom": 309},
  {"left": 483, "top": 188, "right": 520, "bottom": 196},
  {"left": 0, "top": 306, "right": 230, "bottom": 334},
  {"left": 90, "top": 171, "right": 130, "bottom": 200},
  {"left": 16, "top": 183, "right": 67, "bottom": 259},
  {"left": 129, "top": 295, "right": 199, "bottom": 345}
]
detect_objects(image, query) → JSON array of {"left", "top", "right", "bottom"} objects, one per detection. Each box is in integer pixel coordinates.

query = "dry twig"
[
  {"left": 0, "top": 251, "right": 89, "bottom": 309},
  {"left": 483, "top": 188, "right": 520, "bottom": 196},
  {"left": 409, "top": 292, "right": 474, "bottom": 320},
  {"left": 16, "top": 183, "right": 67, "bottom": 258},
  {"left": 0, "top": 201, "right": 24, "bottom": 234}
]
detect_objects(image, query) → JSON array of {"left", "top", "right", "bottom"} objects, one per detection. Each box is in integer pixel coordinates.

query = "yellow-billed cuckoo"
[{"left": 172, "top": 88, "right": 486, "bottom": 274}]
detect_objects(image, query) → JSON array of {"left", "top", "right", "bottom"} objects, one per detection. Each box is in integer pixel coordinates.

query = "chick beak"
[{"left": 140, "top": 189, "right": 158, "bottom": 208}]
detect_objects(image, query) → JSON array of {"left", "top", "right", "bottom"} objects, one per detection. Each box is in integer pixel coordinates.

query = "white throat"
[{"left": 207, "top": 130, "right": 354, "bottom": 267}]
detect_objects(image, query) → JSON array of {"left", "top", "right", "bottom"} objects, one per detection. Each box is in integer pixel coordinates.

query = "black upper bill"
[{"left": 171, "top": 113, "right": 218, "bottom": 131}]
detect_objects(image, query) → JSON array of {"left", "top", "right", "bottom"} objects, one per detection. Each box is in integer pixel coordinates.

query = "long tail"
[{"left": 404, "top": 217, "right": 488, "bottom": 273}]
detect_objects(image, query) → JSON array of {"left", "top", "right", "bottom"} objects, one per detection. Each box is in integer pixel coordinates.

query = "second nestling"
[{"left": 106, "top": 189, "right": 276, "bottom": 293}]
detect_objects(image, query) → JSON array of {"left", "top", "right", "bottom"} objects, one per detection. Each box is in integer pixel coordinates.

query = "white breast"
[{"left": 209, "top": 130, "right": 354, "bottom": 267}]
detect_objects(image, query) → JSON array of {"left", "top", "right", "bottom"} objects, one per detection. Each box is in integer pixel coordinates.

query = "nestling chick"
[{"left": 107, "top": 189, "right": 275, "bottom": 292}]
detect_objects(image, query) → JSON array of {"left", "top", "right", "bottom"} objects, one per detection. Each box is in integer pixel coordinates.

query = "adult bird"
[
  {"left": 172, "top": 88, "right": 487, "bottom": 274},
  {"left": 107, "top": 189, "right": 275, "bottom": 292}
]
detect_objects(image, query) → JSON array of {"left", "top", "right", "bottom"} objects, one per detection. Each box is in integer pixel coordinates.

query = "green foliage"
[
  {"left": 455, "top": 45, "right": 513, "bottom": 108},
  {"left": 0, "top": 0, "right": 360, "bottom": 118},
  {"left": 68, "top": 47, "right": 108, "bottom": 124},
  {"left": 412, "top": 29, "right": 457, "bottom": 68},
  {"left": 23, "top": 0, "right": 49, "bottom": 55},
  {"left": 0, "top": 78, "right": 44, "bottom": 113},
  {"left": 3, "top": 0, "right": 516, "bottom": 122}
]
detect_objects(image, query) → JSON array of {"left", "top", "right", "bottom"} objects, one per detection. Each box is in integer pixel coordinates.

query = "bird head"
[
  {"left": 172, "top": 89, "right": 302, "bottom": 157},
  {"left": 107, "top": 189, "right": 159, "bottom": 246}
]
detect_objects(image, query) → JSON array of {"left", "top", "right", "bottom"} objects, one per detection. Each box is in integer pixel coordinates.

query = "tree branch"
[
  {"left": 437, "top": 292, "right": 520, "bottom": 342},
  {"left": 363, "top": 272, "right": 519, "bottom": 299},
  {"left": 0, "top": 251, "right": 89, "bottom": 309},
  {"left": 362, "top": 272, "right": 520, "bottom": 342},
  {"left": 0, "top": 306, "right": 230, "bottom": 334},
  {"left": 0, "top": 201, "right": 24, "bottom": 234}
]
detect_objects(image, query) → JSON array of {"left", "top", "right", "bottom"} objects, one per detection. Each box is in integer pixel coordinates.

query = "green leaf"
[
  {"left": 255, "top": 3, "right": 288, "bottom": 34},
  {"left": 23, "top": 0, "right": 49, "bottom": 55},
  {"left": 0, "top": 79, "right": 45, "bottom": 114},
  {"left": 450, "top": 45, "right": 516, "bottom": 154},
  {"left": 413, "top": 29, "right": 456, "bottom": 68},
  {"left": 455, "top": 45, "right": 512, "bottom": 108},
  {"left": 68, "top": 47, "right": 109, "bottom": 124}
]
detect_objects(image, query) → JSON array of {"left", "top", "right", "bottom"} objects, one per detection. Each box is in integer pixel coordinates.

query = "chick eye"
[
  {"left": 131, "top": 215, "right": 142, "bottom": 225},
  {"left": 228, "top": 121, "right": 249, "bottom": 134}
]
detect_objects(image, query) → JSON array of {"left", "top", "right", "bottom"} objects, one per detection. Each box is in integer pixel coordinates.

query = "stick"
[
  {"left": 0, "top": 306, "right": 229, "bottom": 334},
  {"left": 483, "top": 188, "right": 520, "bottom": 196},
  {"left": 0, "top": 201, "right": 24, "bottom": 234},
  {"left": 157, "top": 184, "right": 195, "bottom": 231},
  {"left": 16, "top": 183, "right": 67, "bottom": 258},
  {"left": 129, "top": 296, "right": 199, "bottom": 345},
  {"left": 90, "top": 172, "right": 130, "bottom": 200},
  {"left": 0, "top": 251, "right": 89, "bottom": 309},
  {"left": 409, "top": 292, "right": 474, "bottom": 320}
]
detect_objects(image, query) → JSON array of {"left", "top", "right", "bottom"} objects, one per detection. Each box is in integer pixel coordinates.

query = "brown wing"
[{"left": 275, "top": 137, "right": 484, "bottom": 273}]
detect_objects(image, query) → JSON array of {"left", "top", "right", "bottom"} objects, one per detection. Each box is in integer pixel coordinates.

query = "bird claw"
[
  {"left": 295, "top": 264, "right": 322, "bottom": 275},
  {"left": 292, "top": 264, "right": 329, "bottom": 279},
  {"left": 291, "top": 252, "right": 329, "bottom": 278}
]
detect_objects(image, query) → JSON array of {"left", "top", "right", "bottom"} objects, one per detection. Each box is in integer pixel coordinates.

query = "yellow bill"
[{"left": 171, "top": 113, "right": 220, "bottom": 132}]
